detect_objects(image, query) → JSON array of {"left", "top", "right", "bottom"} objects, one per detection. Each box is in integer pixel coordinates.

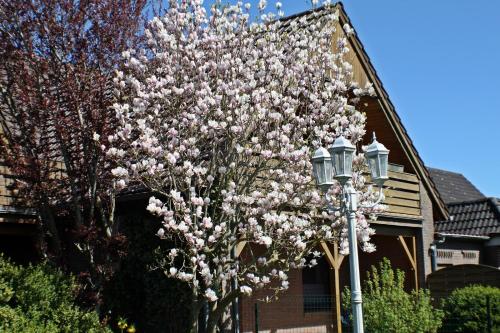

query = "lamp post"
[{"left": 312, "top": 133, "right": 389, "bottom": 333}]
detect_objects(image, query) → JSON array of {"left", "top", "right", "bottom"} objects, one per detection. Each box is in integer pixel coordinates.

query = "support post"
[
  {"left": 322, "top": 241, "right": 344, "bottom": 333},
  {"left": 412, "top": 236, "right": 418, "bottom": 290},
  {"left": 398, "top": 236, "right": 418, "bottom": 290},
  {"left": 345, "top": 181, "right": 364, "bottom": 333}
]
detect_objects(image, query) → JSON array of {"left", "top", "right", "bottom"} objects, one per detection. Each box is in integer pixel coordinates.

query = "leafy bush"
[
  {"left": 440, "top": 285, "right": 500, "bottom": 333},
  {"left": 0, "top": 254, "right": 110, "bottom": 333},
  {"left": 343, "top": 258, "right": 443, "bottom": 333}
]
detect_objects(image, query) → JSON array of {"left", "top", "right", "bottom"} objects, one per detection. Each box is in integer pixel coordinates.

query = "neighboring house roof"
[
  {"left": 435, "top": 197, "right": 500, "bottom": 237},
  {"left": 428, "top": 167, "right": 485, "bottom": 204}
]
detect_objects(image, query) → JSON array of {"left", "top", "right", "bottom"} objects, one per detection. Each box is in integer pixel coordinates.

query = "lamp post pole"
[
  {"left": 344, "top": 181, "right": 364, "bottom": 333},
  {"left": 312, "top": 133, "right": 389, "bottom": 333}
]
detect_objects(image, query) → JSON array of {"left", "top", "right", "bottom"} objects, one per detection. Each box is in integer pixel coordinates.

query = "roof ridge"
[
  {"left": 427, "top": 166, "right": 466, "bottom": 176},
  {"left": 487, "top": 197, "right": 500, "bottom": 222},
  {"left": 278, "top": 4, "right": 334, "bottom": 22},
  {"left": 447, "top": 197, "right": 493, "bottom": 206}
]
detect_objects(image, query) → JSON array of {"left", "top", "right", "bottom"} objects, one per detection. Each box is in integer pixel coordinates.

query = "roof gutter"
[{"left": 435, "top": 232, "right": 490, "bottom": 241}]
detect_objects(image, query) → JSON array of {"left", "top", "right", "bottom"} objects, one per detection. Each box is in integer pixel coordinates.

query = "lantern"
[
  {"left": 311, "top": 147, "right": 334, "bottom": 192},
  {"left": 365, "top": 132, "right": 389, "bottom": 186},
  {"left": 328, "top": 135, "right": 356, "bottom": 184}
]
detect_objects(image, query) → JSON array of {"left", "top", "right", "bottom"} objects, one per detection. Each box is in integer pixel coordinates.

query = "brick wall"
[
  {"left": 419, "top": 182, "right": 435, "bottom": 280},
  {"left": 240, "top": 269, "right": 335, "bottom": 333}
]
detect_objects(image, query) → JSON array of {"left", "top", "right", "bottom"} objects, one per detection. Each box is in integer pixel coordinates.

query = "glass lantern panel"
[
  {"left": 379, "top": 154, "right": 388, "bottom": 178},
  {"left": 313, "top": 160, "right": 326, "bottom": 185},
  {"left": 334, "top": 152, "right": 344, "bottom": 176},
  {"left": 367, "top": 155, "right": 379, "bottom": 180},
  {"left": 324, "top": 158, "right": 333, "bottom": 184},
  {"left": 345, "top": 150, "right": 353, "bottom": 176}
]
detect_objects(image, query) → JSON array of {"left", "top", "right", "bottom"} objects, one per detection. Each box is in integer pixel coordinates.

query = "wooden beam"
[
  {"left": 372, "top": 220, "right": 422, "bottom": 229},
  {"left": 235, "top": 240, "right": 247, "bottom": 257},
  {"left": 398, "top": 236, "right": 416, "bottom": 268},
  {"left": 321, "top": 241, "right": 344, "bottom": 333},
  {"left": 336, "top": 253, "right": 344, "bottom": 270},
  {"left": 385, "top": 189, "right": 420, "bottom": 201},
  {"left": 385, "top": 180, "right": 420, "bottom": 192},
  {"left": 321, "top": 241, "right": 336, "bottom": 268},
  {"left": 398, "top": 236, "right": 418, "bottom": 290},
  {"left": 412, "top": 236, "right": 418, "bottom": 290},
  {"left": 384, "top": 196, "right": 420, "bottom": 208},
  {"left": 376, "top": 213, "right": 423, "bottom": 223},
  {"left": 387, "top": 205, "right": 421, "bottom": 216},
  {"left": 387, "top": 170, "right": 419, "bottom": 183}
]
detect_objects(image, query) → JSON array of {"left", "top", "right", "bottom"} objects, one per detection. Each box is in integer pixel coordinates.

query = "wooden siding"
[
  {"left": 377, "top": 170, "right": 422, "bottom": 218},
  {"left": 332, "top": 21, "right": 370, "bottom": 89}
]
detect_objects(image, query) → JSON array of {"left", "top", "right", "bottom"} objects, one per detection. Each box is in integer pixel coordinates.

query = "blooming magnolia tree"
[{"left": 109, "top": 0, "right": 379, "bottom": 331}]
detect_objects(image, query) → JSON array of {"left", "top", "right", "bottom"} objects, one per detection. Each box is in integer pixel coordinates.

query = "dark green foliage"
[
  {"left": 440, "top": 285, "right": 500, "bottom": 333},
  {"left": 102, "top": 204, "right": 192, "bottom": 333},
  {"left": 343, "top": 258, "right": 443, "bottom": 333},
  {"left": 0, "top": 254, "right": 109, "bottom": 333}
]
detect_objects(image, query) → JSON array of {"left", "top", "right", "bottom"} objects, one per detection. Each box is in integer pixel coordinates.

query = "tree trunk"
[
  {"left": 206, "top": 290, "right": 241, "bottom": 333},
  {"left": 190, "top": 292, "right": 202, "bottom": 333},
  {"left": 38, "top": 199, "right": 62, "bottom": 257}
]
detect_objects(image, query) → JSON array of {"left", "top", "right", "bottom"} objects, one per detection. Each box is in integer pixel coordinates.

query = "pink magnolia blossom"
[{"left": 109, "top": 0, "right": 381, "bottom": 328}]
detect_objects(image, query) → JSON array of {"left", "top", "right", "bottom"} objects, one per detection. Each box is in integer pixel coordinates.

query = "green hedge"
[
  {"left": 343, "top": 258, "right": 443, "bottom": 333},
  {"left": 440, "top": 285, "right": 500, "bottom": 333},
  {"left": 0, "top": 254, "right": 110, "bottom": 333}
]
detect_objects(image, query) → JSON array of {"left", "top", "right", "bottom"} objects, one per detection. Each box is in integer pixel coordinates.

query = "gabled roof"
[
  {"left": 428, "top": 167, "right": 485, "bottom": 204},
  {"left": 435, "top": 197, "right": 500, "bottom": 237},
  {"left": 278, "top": 4, "right": 448, "bottom": 220}
]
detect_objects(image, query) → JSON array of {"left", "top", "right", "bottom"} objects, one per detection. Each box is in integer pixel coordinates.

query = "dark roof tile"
[
  {"left": 427, "top": 167, "right": 485, "bottom": 204},
  {"left": 435, "top": 197, "right": 500, "bottom": 236}
]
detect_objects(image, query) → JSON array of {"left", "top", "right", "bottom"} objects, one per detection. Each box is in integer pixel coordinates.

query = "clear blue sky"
[
  {"left": 198, "top": 1, "right": 499, "bottom": 197},
  {"left": 331, "top": 0, "right": 500, "bottom": 199}
]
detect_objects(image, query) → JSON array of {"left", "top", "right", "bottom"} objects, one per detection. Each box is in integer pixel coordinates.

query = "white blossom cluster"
[{"left": 109, "top": 0, "right": 379, "bottom": 304}]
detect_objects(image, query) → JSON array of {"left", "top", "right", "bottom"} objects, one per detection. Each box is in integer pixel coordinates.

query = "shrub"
[
  {"left": 440, "top": 285, "right": 500, "bottom": 333},
  {"left": 343, "top": 258, "right": 443, "bottom": 333},
  {"left": 0, "top": 254, "right": 110, "bottom": 333}
]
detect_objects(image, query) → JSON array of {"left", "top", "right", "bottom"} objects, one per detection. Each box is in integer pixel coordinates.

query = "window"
[{"left": 302, "top": 256, "right": 332, "bottom": 312}]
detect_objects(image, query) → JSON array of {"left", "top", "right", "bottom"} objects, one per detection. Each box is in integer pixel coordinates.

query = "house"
[
  {"left": 240, "top": 4, "right": 448, "bottom": 333},
  {"left": 428, "top": 167, "right": 500, "bottom": 269},
  {"left": 0, "top": 3, "right": 450, "bottom": 333}
]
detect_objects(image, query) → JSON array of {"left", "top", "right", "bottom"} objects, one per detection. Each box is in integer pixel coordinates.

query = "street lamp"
[
  {"left": 364, "top": 133, "right": 389, "bottom": 187},
  {"left": 312, "top": 133, "right": 389, "bottom": 333}
]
